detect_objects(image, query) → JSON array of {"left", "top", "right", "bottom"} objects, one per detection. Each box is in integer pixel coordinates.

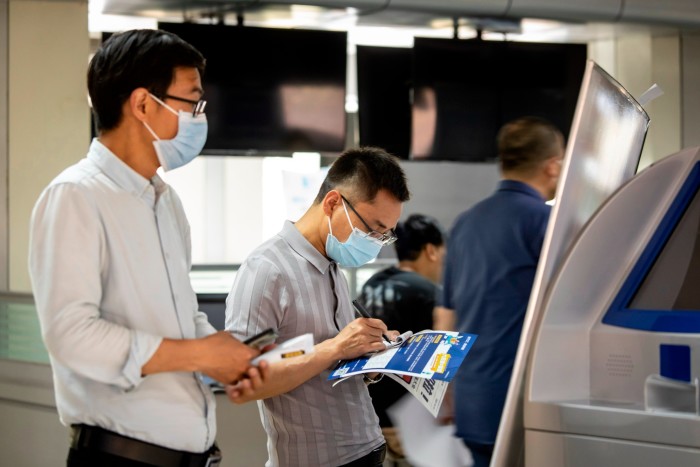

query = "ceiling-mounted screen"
[
  {"left": 357, "top": 45, "right": 412, "bottom": 159},
  {"left": 159, "top": 23, "right": 348, "bottom": 154},
  {"left": 410, "top": 38, "right": 586, "bottom": 162}
]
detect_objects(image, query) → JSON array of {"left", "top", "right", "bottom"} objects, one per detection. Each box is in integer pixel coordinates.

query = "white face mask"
[{"left": 142, "top": 93, "right": 208, "bottom": 171}]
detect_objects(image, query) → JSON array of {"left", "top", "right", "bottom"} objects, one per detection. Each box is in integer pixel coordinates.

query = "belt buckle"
[{"left": 205, "top": 452, "right": 222, "bottom": 467}]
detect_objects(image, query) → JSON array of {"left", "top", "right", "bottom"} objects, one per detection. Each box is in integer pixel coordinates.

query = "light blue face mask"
[
  {"left": 326, "top": 199, "right": 383, "bottom": 268},
  {"left": 143, "top": 93, "right": 208, "bottom": 172}
]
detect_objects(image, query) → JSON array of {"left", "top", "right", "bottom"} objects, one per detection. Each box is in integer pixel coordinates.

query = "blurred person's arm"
[{"left": 433, "top": 306, "right": 456, "bottom": 331}]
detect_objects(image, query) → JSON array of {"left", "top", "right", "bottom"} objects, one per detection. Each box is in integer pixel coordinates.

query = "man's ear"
[
  {"left": 545, "top": 156, "right": 562, "bottom": 178},
  {"left": 129, "top": 88, "right": 151, "bottom": 122},
  {"left": 321, "top": 190, "right": 342, "bottom": 217},
  {"left": 424, "top": 243, "right": 438, "bottom": 261}
]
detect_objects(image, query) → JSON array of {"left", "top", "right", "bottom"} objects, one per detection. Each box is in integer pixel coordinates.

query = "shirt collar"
[
  {"left": 87, "top": 138, "right": 159, "bottom": 200},
  {"left": 279, "top": 220, "right": 333, "bottom": 274},
  {"left": 497, "top": 179, "right": 545, "bottom": 202}
]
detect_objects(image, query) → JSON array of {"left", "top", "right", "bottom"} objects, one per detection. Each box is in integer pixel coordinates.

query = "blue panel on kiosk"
[
  {"left": 660, "top": 344, "right": 691, "bottom": 382},
  {"left": 603, "top": 162, "right": 700, "bottom": 332}
]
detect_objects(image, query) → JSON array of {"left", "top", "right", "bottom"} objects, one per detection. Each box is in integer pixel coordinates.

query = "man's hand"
[
  {"left": 225, "top": 361, "right": 271, "bottom": 404},
  {"left": 329, "top": 318, "right": 395, "bottom": 360},
  {"left": 142, "top": 331, "right": 261, "bottom": 384},
  {"left": 195, "top": 331, "right": 260, "bottom": 384},
  {"left": 220, "top": 319, "right": 400, "bottom": 403}
]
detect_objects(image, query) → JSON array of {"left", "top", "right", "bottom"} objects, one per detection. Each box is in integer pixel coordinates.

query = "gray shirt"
[
  {"left": 226, "top": 221, "right": 383, "bottom": 467},
  {"left": 29, "top": 139, "right": 217, "bottom": 452}
]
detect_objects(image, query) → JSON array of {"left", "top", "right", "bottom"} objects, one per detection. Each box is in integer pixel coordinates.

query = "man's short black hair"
[
  {"left": 315, "top": 147, "right": 410, "bottom": 204},
  {"left": 88, "top": 29, "right": 206, "bottom": 133},
  {"left": 394, "top": 214, "right": 446, "bottom": 262},
  {"left": 497, "top": 116, "right": 563, "bottom": 175}
]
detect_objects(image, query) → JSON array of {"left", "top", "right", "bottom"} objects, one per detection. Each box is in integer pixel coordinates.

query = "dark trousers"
[
  {"left": 338, "top": 444, "right": 387, "bottom": 467},
  {"left": 463, "top": 441, "right": 494, "bottom": 467}
]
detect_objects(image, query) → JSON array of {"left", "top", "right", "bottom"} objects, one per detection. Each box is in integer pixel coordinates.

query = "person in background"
[
  {"left": 442, "top": 116, "right": 565, "bottom": 467},
  {"left": 29, "top": 29, "right": 262, "bottom": 467},
  {"left": 358, "top": 213, "right": 448, "bottom": 462},
  {"left": 225, "top": 147, "right": 410, "bottom": 467}
]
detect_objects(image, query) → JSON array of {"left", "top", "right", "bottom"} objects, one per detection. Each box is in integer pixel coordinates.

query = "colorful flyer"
[{"left": 328, "top": 330, "right": 477, "bottom": 382}]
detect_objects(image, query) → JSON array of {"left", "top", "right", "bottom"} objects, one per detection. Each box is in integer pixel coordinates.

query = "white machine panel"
[{"left": 525, "top": 146, "right": 700, "bottom": 465}]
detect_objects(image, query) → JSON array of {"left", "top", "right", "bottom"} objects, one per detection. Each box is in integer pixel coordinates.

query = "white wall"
[
  {"left": 8, "top": 0, "right": 90, "bottom": 292},
  {"left": 0, "top": 0, "right": 8, "bottom": 291}
]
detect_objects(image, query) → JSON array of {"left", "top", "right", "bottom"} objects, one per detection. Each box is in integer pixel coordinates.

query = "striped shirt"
[{"left": 226, "top": 221, "right": 383, "bottom": 467}]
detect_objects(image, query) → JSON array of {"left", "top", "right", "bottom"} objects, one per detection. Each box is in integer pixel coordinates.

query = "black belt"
[
  {"left": 70, "top": 424, "right": 222, "bottom": 467},
  {"left": 339, "top": 444, "right": 387, "bottom": 467}
]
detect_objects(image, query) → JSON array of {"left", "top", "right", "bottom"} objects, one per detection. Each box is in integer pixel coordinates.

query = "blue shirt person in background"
[
  {"left": 29, "top": 29, "right": 261, "bottom": 467},
  {"left": 358, "top": 213, "right": 447, "bottom": 460},
  {"left": 442, "top": 117, "right": 565, "bottom": 467}
]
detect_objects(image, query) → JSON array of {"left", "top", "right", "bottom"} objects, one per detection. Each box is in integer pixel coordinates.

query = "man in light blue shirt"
[{"left": 29, "top": 29, "right": 260, "bottom": 467}]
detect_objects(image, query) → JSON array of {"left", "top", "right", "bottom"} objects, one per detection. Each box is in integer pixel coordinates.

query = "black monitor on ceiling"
[
  {"left": 410, "top": 38, "right": 587, "bottom": 162},
  {"left": 158, "top": 22, "right": 348, "bottom": 155},
  {"left": 356, "top": 45, "right": 413, "bottom": 159}
]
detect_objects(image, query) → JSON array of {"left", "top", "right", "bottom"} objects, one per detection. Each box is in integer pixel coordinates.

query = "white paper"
[
  {"left": 388, "top": 394, "right": 473, "bottom": 467},
  {"left": 385, "top": 373, "right": 448, "bottom": 417},
  {"left": 251, "top": 333, "right": 314, "bottom": 365}
]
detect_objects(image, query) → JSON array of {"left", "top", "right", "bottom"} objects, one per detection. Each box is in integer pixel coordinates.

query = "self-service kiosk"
[
  {"left": 523, "top": 103, "right": 700, "bottom": 464},
  {"left": 494, "top": 60, "right": 652, "bottom": 467}
]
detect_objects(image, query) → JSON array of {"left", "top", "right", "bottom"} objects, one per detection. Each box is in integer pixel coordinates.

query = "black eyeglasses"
[
  {"left": 163, "top": 94, "right": 207, "bottom": 117},
  {"left": 340, "top": 194, "right": 398, "bottom": 246}
]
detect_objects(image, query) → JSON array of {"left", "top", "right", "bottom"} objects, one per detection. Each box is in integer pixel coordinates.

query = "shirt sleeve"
[
  {"left": 225, "top": 254, "right": 287, "bottom": 339},
  {"left": 29, "top": 183, "right": 161, "bottom": 390}
]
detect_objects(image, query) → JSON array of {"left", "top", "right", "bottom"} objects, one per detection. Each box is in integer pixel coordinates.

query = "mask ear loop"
[
  {"left": 142, "top": 93, "right": 177, "bottom": 142},
  {"left": 328, "top": 197, "right": 355, "bottom": 237},
  {"left": 340, "top": 198, "right": 356, "bottom": 230},
  {"left": 148, "top": 93, "right": 179, "bottom": 116},
  {"left": 142, "top": 121, "right": 160, "bottom": 141}
]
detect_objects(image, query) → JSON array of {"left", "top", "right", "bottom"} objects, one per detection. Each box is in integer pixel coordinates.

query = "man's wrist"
[{"left": 363, "top": 373, "right": 383, "bottom": 384}]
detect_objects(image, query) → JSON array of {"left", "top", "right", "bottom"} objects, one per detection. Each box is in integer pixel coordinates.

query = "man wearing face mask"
[
  {"left": 28, "top": 29, "right": 262, "bottom": 467},
  {"left": 225, "top": 147, "right": 411, "bottom": 467}
]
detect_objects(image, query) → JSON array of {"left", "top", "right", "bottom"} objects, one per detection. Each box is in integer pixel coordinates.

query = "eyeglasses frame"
[
  {"left": 340, "top": 194, "right": 398, "bottom": 246},
  {"left": 162, "top": 93, "right": 207, "bottom": 117}
]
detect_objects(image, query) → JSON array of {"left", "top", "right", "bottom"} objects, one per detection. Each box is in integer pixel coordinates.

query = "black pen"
[{"left": 352, "top": 299, "right": 392, "bottom": 344}]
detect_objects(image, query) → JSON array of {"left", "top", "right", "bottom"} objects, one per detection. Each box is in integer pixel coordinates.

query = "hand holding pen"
[{"left": 352, "top": 299, "right": 393, "bottom": 344}]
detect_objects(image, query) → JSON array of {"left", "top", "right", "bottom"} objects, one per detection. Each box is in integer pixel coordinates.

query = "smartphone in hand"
[{"left": 243, "top": 328, "right": 279, "bottom": 350}]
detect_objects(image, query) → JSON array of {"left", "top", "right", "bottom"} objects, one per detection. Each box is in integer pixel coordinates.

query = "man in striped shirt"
[{"left": 225, "top": 147, "right": 410, "bottom": 466}]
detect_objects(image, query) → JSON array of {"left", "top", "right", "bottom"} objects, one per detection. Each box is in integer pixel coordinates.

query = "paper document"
[
  {"left": 388, "top": 394, "right": 473, "bottom": 467},
  {"left": 329, "top": 330, "right": 477, "bottom": 382},
  {"left": 385, "top": 373, "right": 449, "bottom": 417},
  {"left": 252, "top": 333, "right": 314, "bottom": 365},
  {"left": 328, "top": 330, "right": 477, "bottom": 417}
]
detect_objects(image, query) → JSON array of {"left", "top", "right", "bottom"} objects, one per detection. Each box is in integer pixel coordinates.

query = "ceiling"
[{"left": 92, "top": 1, "right": 695, "bottom": 46}]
